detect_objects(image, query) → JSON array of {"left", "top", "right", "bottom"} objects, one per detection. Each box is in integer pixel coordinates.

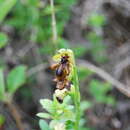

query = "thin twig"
[
  {"left": 27, "top": 63, "right": 48, "bottom": 77},
  {"left": 50, "top": 0, "right": 58, "bottom": 46},
  {"left": 16, "top": 43, "right": 35, "bottom": 58},
  {"left": 78, "top": 60, "right": 130, "bottom": 97},
  {"left": 6, "top": 101, "right": 24, "bottom": 130},
  {"left": 114, "top": 57, "right": 130, "bottom": 79}
]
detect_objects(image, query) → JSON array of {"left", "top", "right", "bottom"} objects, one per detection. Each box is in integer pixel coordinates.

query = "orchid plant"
[{"left": 37, "top": 49, "right": 81, "bottom": 130}]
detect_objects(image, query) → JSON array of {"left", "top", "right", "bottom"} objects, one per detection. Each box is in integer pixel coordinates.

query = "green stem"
[
  {"left": 50, "top": 0, "right": 58, "bottom": 51},
  {"left": 73, "top": 66, "right": 81, "bottom": 130}
]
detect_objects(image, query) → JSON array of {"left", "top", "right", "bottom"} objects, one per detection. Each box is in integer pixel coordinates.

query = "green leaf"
[
  {"left": 88, "top": 13, "right": 106, "bottom": 27},
  {"left": 0, "top": 32, "right": 8, "bottom": 49},
  {"left": 49, "top": 120, "right": 59, "bottom": 129},
  {"left": 40, "top": 99, "right": 54, "bottom": 113},
  {"left": 87, "top": 32, "right": 102, "bottom": 44},
  {"left": 80, "top": 101, "right": 92, "bottom": 112},
  {"left": 25, "top": 0, "right": 40, "bottom": 7},
  {"left": 0, "top": 68, "right": 5, "bottom": 101},
  {"left": 78, "top": 67, "right": 93, "bottom": 81},
  {"left": 106, "top": 96, "right": 116, "bottom": 105},
  {"left": 72, "top": 45, "right": 87, "bottom": 58},
  {"left": 63, "top": 95, "right": 72, "bottom": 105},
  {"left": 43, "top": 6, "right": 53, "bottom": 15},
  {"left": 7, "top": 65, "right": 26, "bottom": 94},
  {"left": 37, "top": 113, "right": 51, "bottom": 119},
  {"left": 87, "top": 32, "right": 107, "bottom": 63},
  {"left": 61, "top": 109, "right": 75, "bottom": 121},
  {"left": 0, "top": 0, "right": 17, "bottom": 22},
  {"left": 39, "top": 119, "right": 50, "bottom": 130},
  {"left": 58, "top": 38, "right": 70, "bottom": 49},
  {"left": 56, "top": 0, "right": 75, "bottom": 6},
  {"left": 66, "top": 120, "right": 75, "bottom": 130},
  {"left": 66, "top": 105, "right": 74, "bottom": 111},
  {"left": 89, "top": 80, "right": 115, "bottom": 104},
  {"left": 0, "top": 114, "right": 5, "bottom": 126}
]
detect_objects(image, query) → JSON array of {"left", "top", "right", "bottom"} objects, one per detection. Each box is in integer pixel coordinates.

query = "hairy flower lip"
[{"left": 52, "top": 48, "right": 75, "bottom": 80}]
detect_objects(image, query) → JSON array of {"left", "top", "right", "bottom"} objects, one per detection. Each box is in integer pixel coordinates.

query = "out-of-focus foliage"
[
  {"left": 78, "top": 67, "right": 93, "bottom": 81},
  {"left": 0, "top": 69, "right": 5, "bottom": 100},
  {"left": 0, "top": 32, "right": 8, "bottom": 49},
  {"left": 89, "top": 80, "right": 115, "bottom": 105},
  {"left": 86, "top": 13, "right": 107, "bottom": 63},
  {"left": 88, "top": 13, "right": 106, "bottom": 27},
  {"left": 0, "top": 0, "right": 17, "bottom": 22},
  {"left": 78, "top": 66, "right": 115, "bottom": 105},
  {"left": 7, "top": 65, "right": 27, "bottom": 94},
  {"left": 0, "top": 0, "right": 118, "bottom": 129},
  {"left": 0, "top": 114, "right": 5, "bottom": 126},
  {"left": 0, "top": 65, "right": 26, "bottom": 102},
  {"left": 73, "top": 46, "right": 88, "bottom": 58},
  {"left": 4, "top": 0, "right": 75, "bottom": 43},
  {"left": 39, "top": 119, "right": 50, "bottom": 130}
]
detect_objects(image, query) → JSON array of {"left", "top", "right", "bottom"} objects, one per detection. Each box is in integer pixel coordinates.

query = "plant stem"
[
  {"left": 50, "top": 0, "right": 58, "bottom": 50},
  {"left": 73, "top": 66, "right": 81, "bottom": 130},
  {"left": 6, "top": 101, "right": 24, "bottom": 130}
]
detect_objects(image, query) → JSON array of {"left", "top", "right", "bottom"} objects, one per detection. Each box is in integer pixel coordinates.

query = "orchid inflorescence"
[
  {"left": 52, "top": 49, "right": 75, "bottom": 101},
  {"left": 37, "top": 49, "right": 81, "bottom": 130}
]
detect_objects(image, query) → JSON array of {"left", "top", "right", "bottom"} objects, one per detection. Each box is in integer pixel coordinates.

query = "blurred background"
[{"left": 0, "top": 0, "right": 130, "bottom": 130}]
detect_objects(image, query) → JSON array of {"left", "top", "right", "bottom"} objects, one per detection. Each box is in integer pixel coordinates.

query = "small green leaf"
[
  {"left": 49, "top": 120, "right": 59, "bottom": 129},
  {"left": 0, "top": 68, "right": 5, "bottom": 101},
  {"left": 106, "top": 96, "right": 116, "bottom": 105},
  {"left": 78, "top": 67, "right": 93, "bottom": 81},
  {"left": 39, "top": 119, "right": 50, "bottom": 130},
  {"left": 7, "top": 65, "right": 26, "bottom": 94},
  {"left": 0, "top": 0, "right": 17, "bottom": 22},
  {"left": 43, "top": 6, "right": 53, "bottom": 15},
  {"left": 25, "top": 0, "right": 40, "bottom": 7},
  {"left": 88, "top": 13, "right": 106, "bottom": 27},
  {"left": 37, "top": 113, "right": 51, "bottom": 119},
  {"left": 66, "top": 105, "right": 74, "bottom": 111},
  {"left": 0, "top": 114, "right": 5, "bottom": 126},
  {"left": 80, "top": 101, "right": 92, "bottom": 112},
  {"left": 40, "top": 99, "right": 54, "bottom": 113},
  {"left": 61, "top": 108, "right": 75, "bottom": 121},
  {"left": 57, "top": 38, "right": 70, "bottom": 49},
  {"left": 72, "top": 45, "right": 87, "bottom": 58},
  {"left": 0, "top": 32, "right": 8, "bottom": 49},
  {"left": 65, "top": 120, "right": 75, "bottom": 130},
  {"left": 63, "top": 95, "right": 71, "bottom": 104},
  {"left": 87, "top": 32, "right": 102, "bottom": 44},
  {"left": 89, "top": 80, "right": 115, "bottom": 105},
  {"left": 56, "top": 0, "right": 75, "bottom": 6}
]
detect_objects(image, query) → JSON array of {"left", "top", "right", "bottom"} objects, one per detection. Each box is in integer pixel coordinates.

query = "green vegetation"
[
  {"left": 0, "top": 0, "right": 17, "bottom": 22},
  {"left": 0, "top": 65, "right": 26, "bottom": 102},
  {"left": 0, "top": 32, "right": 8, "bottom": 49},
  {"left": 86, "top": 13, "right": 107, "bottom": 63},
  {"left": 37, "top": 49, "right": 81, "bottom": 130},
  {"left": 0, "top": 114, "right": 5, "bottom": 126},
  {"left": 0, "top": 0, "right": 117, "bottom": 130}
]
